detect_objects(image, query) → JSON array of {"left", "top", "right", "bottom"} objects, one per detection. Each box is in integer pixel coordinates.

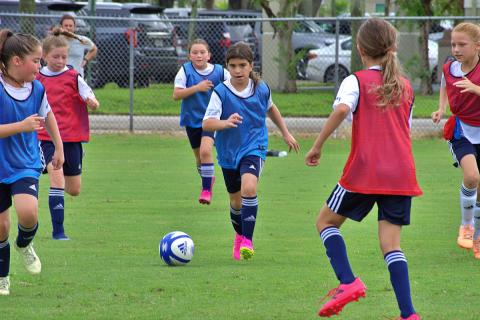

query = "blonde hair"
[
  {"left": 452, "top": 22, "right": 480, "bottom": 42},
  {"left": 357, "top": 18, "right": 404, "bottom": 108}
]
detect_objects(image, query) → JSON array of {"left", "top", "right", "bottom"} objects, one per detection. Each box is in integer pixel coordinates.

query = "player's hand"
[
  {"left": 431, "top": 109, "right": 444, "bottom": 124},
  {"left": 454, "top": 76, "right": 480, "bottom": 94},
  {"left": 21, "top": 114, "right": 45, "bottom": 132},
  {"left": 305, "top": 147, "right": 321, "bottom": 166},
  {"left": 86, "top": 97, "right": 100, "bottom": 110},
  {"left": 196, "top": 80, "right": 214, "bottom": 92},
  {"left": 51, "top": 150, "right": 65, "bottom": 170},
  {"left": 283, "top": 132, "right": 300, "bottom": 153},
  {"left": 224, "top": 113, "right": 243, "bottom": 128}
]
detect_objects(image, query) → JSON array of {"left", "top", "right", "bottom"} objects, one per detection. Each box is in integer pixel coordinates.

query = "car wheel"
[
  {"left": 296, "top": 56, "right": 308, "bottom": 80},
  {"left": 324, "top": 65, "right": 349, "bottom": 83}
]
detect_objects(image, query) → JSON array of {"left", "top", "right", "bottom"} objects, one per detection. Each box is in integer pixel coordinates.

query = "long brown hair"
[
  {"left": 50, "top": 26, "right": 87, "bottom": 45},
  {"left": 225, "top": 42, "right": 259, "bottom": 89},
  {"left": 357, "top": 18, "right": 404, "bottom": 108},
  {"left": 0, "top": 29, "right": 41, "bottom": 76}
]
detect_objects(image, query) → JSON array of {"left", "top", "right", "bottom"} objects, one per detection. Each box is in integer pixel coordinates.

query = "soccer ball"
[{"left": 159, "top": 231, "right": 194, "bottom": 266}]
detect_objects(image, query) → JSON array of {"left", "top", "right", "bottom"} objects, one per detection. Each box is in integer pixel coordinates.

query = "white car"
[{"left": 305, "top": 37, "right": 438, "bottom": 83}]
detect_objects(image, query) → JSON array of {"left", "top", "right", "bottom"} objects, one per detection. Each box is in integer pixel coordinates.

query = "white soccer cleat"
[
  {"left": 0, "top": 276, "right": 10, "bottom": 295},
  {"left": 15, "top": 243, "right": 41, "bottom": 275}
]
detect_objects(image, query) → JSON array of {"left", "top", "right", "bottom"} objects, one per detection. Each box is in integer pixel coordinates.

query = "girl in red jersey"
[
  {"left": 305, "top": 19, "right": 422, "bottom": 320},
  {"left": 37, "top": 31, "right": 99, "bottom": 240},
  {"left": 431, "top": 23, "right": 480, "bottom": 259}
]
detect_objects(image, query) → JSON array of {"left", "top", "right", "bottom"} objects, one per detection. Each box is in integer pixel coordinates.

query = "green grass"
[
  {"left": 93, "top": 83, "right": 444, "bottom": 118},
  {"left": 0, "top": 135, "right": 475, "bottom": 319}
]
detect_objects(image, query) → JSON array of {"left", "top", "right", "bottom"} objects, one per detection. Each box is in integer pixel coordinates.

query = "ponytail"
[
  {"left": 0, "top": 29, "right": 40, "bottom": 75},
  {"left": 378, "top": 50, "right": 404, "bottom": 108},
  {"left": 0, "top": 29, "right": 14, "bottom": 74},
  {"left": 51, "top": 26, "right": 87, "bottom": 44}
]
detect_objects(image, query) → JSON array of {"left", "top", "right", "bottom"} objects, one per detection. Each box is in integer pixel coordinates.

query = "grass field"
[
  {"left": 0, "top": 135, "right": 476, "bottom": 319},
  {"left": 93, "top": 83, "right": 446, "bottom": 118}
]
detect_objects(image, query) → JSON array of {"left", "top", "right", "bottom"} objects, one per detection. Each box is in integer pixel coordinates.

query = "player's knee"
[
  {"left": 464, "top": 172, "right": 480, "bottom": 188},
  {"left": 0, "top": 219, "right": 10, "bottom": 237},
  {"left": 66, "top": 187, "right": 81, "bottom": 197},
  {"left": 199, "top": 147, "right": 211, "bottom": 161}
]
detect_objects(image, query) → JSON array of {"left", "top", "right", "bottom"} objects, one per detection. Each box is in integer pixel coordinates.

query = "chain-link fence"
[{"left": 1, "top": 9, "right": 477, "bottom": 136}]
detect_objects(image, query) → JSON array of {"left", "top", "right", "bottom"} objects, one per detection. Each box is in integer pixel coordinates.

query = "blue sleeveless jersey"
[
  {"left": 180, "top": 62, "right": 224, "bottom": 128},
  {"left": 214, "top": 81, "right": 270, "bottom": 169},
  {"left": 0, "top": 80, "right": 45, "bottom": 183}
]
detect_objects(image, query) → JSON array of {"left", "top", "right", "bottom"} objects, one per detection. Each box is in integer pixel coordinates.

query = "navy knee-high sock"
[
  {"left": 201, "top": 163, "right": 214, "bottom": 191},
  {"left": 384, "top": 250, "right": 416, "bottom": 318},
  {"left": 241, "top": 196, "right": 258, "bottom": 240},
  {"left": 16, "top": 223, "right": 38, "bottom": 248},
  {"left": 230, "top": 206, "right": 242, "bottom": 235},
  {"left": 49, "top": 187, "right": 65, "bottom": 236},
  {"left": 319, "top": 226, "right": 355, "bottom": 284},
  {"left": 0, "top": 238, "right": 10, "bottom": 277}
]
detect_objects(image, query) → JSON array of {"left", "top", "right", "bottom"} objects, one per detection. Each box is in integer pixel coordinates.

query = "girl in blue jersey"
[
  {"left": 173, "top": 39, "right": 229, "bottom": 205},
  {"left": 203, "top": 42, "right": 299, "bottom": 261},
  {"left": 0, "top": 30, "right": 64, "bottom": 296}
]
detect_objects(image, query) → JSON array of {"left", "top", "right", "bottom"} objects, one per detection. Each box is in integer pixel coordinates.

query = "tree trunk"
[
  {"left": 384, "top": 0, "right": 391, "bottom": 16},
  {"left": 188, "top": 0, "right": 198, "bottom": 43},
  {"left": 203, "top": 0, "right": 214, "bottom": 10},
  {"left": 420, "top": 0, "right": 433, "bottom": 95},
  {"left": 350, "top": 0, "right": 364, "bottom": 74},
  {"left": 19, "top": 0, "right": 35, "bottom": 34},
  {"left": 229, "top": 0, "right": 251, "bottom": 10}
]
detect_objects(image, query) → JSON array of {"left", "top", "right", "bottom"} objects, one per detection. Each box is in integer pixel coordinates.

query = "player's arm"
[
  {"left": 173, "top": 80, "right": 214, "bottom": 101},
  {"left": 267, "top": 104, "right": 299, "bottom": 153},
  {"left": 78, "top": 76, "right": 100, "bottom": 110},
  {"left": 202, "top": 91, "right": 241, "bottom": 131},
  {"left": 305, "top": 104, "right": 350, "bottom": 166},
  {"left": 432, "top": 85, "right": 447, "bottom": 124},
  {"left": 44, "top": 110, "right": 64, "bottom": 170},
  {"left": 0, "top": 114, "right": 44, "bottom": 138}
]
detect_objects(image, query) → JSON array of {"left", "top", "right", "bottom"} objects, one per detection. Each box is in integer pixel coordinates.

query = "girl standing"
[
  {"left": 305, "top": 19, "right": 422, "bottom": 319},
  {"left": 203, "top": 43, "right": 299, "bottom": 261},
  {"left": 173, "top": 39, "right": 229, "bottom": 205},
  {"left": 37, "top": 31, "right": 100, "bottom": 240},
  {"left": 0, "top": 30, "right": 64, "bottom": 295}
]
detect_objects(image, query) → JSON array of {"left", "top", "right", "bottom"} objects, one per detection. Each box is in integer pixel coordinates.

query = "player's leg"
[
  {"left": 0, "top": 184, "right": 12, "bottom": 295},
  {"left": 12, "top": 179, "right": 41, "bottom": 275},
  {"left": 317, "top": 185, "right": 369, "bottom": 317},
  {"left": 185, "top": 127, "right": 202, "bottom": 178},
  {"left": 222, "top": 167, "right": 242, "bottom": 260},
  {"left": 198, "top": 132, "right": 215, "bottom": 205},
  {"left": 378, "top": 195, "right": 419, "bottom": 319}
]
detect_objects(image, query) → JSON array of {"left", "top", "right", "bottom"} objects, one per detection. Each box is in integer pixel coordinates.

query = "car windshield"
[
  {"left": 227, "top": 24, "right": 253, "bottom": 42},
  {"left": 131, "top": 13, "right": 169, "bottom": 30}
]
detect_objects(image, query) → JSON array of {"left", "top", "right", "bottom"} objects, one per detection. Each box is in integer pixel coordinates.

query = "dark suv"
[{"left": 79, "top": 2, "right": 178, "bottom": 88}]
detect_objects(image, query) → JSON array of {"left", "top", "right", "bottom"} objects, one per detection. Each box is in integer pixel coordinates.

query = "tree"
[
  {"left": 229, "top": 0, "right": 254, "bottom": 9},
  {"left": 19, "top": 0, "right": 35, "bottom": 34},
  {"left": 350, "top": 0, "right": 364, "bottom": 74},
  {"left": 298, "top": 0, "right": 322, "bottom": 16},
  {"left": 260, "top": 0, "right": 306, "bottom": 93}
]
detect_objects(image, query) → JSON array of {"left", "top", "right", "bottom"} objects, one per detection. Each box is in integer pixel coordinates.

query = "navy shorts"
[
  {"left": 185, "top": 126, "right": 215, "bottom": 149},
  {"left": 449, "top": 137, "right": 480, "bottom": 168},
  {"left": 41, "top": 141, "right": 83, "bottom": 176},
  {"left": 326, "top": 184, "right": 412, "bottom": 225},
  {"left": 0, "top": 177, "right": 39, "bottom": 213},
  {"left": 221, "top": 155, "right": 265, "bottom": 194}
]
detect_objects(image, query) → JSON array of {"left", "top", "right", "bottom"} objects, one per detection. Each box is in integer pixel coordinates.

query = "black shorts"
[
  {"left": 449, "top": 137, "right": 480, "bottom": 168},
  {"left": 41, "top": 141, "right": 83, "bottom": 176},
  {"left": 326, "top": 184, "right": 412, "bottom": 226},
  {"left": 0, "top": 177, "right": 39, "bottom": 213},
  {"left": 221, "top": 155, "right": 264, "bottom": 194},
  {"left": 185, "top": 126, "right": 215, "bottom": 149}
]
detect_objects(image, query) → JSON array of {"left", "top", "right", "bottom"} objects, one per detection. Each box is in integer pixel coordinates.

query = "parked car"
[
  {"left": 79, "top": 2, "right": 178, "bottom": 88},
  {"left": 0, "top": 0, "right": 89, "bottom": 37},
  {"left": 305, "top": 37, "right": 438, "bottom": 84},
  {"left": 165, "top": 8, "right": 261, "bottom": 70}
]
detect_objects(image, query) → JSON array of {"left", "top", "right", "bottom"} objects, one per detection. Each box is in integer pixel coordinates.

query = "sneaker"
[
  {"left": 457, "top": 225, "right": 474, "bottom": 249},
  {"left": 232, "top": 233, "right": 243, "bottom": 260},
  {"left": 52, "top": 233, "right": 70, "bottom": 241},
  {"left": 473, "top": 236, "right": 480, "bottom": 259},
  {"left": 14, "top": 242, "right": 41, "bottom": 275},
  {"left": 240, "top": 237, "right": 254, "bottom": 260},
  {"left": 397, "top": 314, "right": 421, "bottom": 320},
  {"left": 318, "top": 277, "right": 366, "bottom": 317},
  {"left": 198, "top": 177, "right": 215, "bottom": 205},
  {"left": 0, "top": 276, "right": 9, "bottom": 296}
]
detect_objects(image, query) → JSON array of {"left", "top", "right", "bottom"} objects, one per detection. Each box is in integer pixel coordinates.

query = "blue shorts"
[
  {"left": 41, "top": 141, "right": 83, "bottom": 176},
  {"left": 221, "top": 155, "right": 264, "bottom": 194},
  {"left": 185, "top": 126, "right": 215, "bottom": 149},
  {"left": 0, "top": 177, "right": 39, "bottom": 213},
  {"left": 449, "top": 137, "right": 480, "bottom": 168},
  {"left": 326, "top": 184, "right": 412, "bottom": 225}
]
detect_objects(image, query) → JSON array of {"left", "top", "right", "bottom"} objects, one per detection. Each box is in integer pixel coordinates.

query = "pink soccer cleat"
[
  {"left": 240, "top": 237, "right": 254, "bottom": 260},
  {"left": 398, "top": 313, "right": 421, "bottom": 320},
  {"left": 198, "top": 177, "right": 215, "bottom": 205},
  {"left": 457, "top": 225, "right": 474, "bottom": 249},
  {"left": 232, "top": 233, "right": 243, "bottom": 260},
  {"left": 318, "top": 277, "right": 366, "bottom": 317}
]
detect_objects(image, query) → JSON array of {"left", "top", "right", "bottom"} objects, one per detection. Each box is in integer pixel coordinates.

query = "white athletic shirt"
[
  {"left": 334, "top": 65, "right": 413, "bottom": 127},
  {"left": 0, "top": 75, "right": 50, "bottom": 117},
  {"left": 441, "top": 61, "right": 480, "bottom": 143},
  {"left": 40, "top": 66, "right": 96, "bottom": 101},
  {"left": 204, "top": 78, "right": 273, "bottom": 120},
  {"left": 174, "top": 63, "right": 230, "bottom": 89}
]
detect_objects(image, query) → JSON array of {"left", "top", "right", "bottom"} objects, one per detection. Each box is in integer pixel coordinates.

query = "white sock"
[
  {"left": 475, "top": 202, "right": 480, "bottom": 239},
  {"left": 460, "top": 184, "right": 476, "bottom": 226}
]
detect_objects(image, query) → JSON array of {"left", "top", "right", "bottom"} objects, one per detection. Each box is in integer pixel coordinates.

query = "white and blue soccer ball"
[{"left": 159, "top": 231, "right": 194, "bottom": 266}]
